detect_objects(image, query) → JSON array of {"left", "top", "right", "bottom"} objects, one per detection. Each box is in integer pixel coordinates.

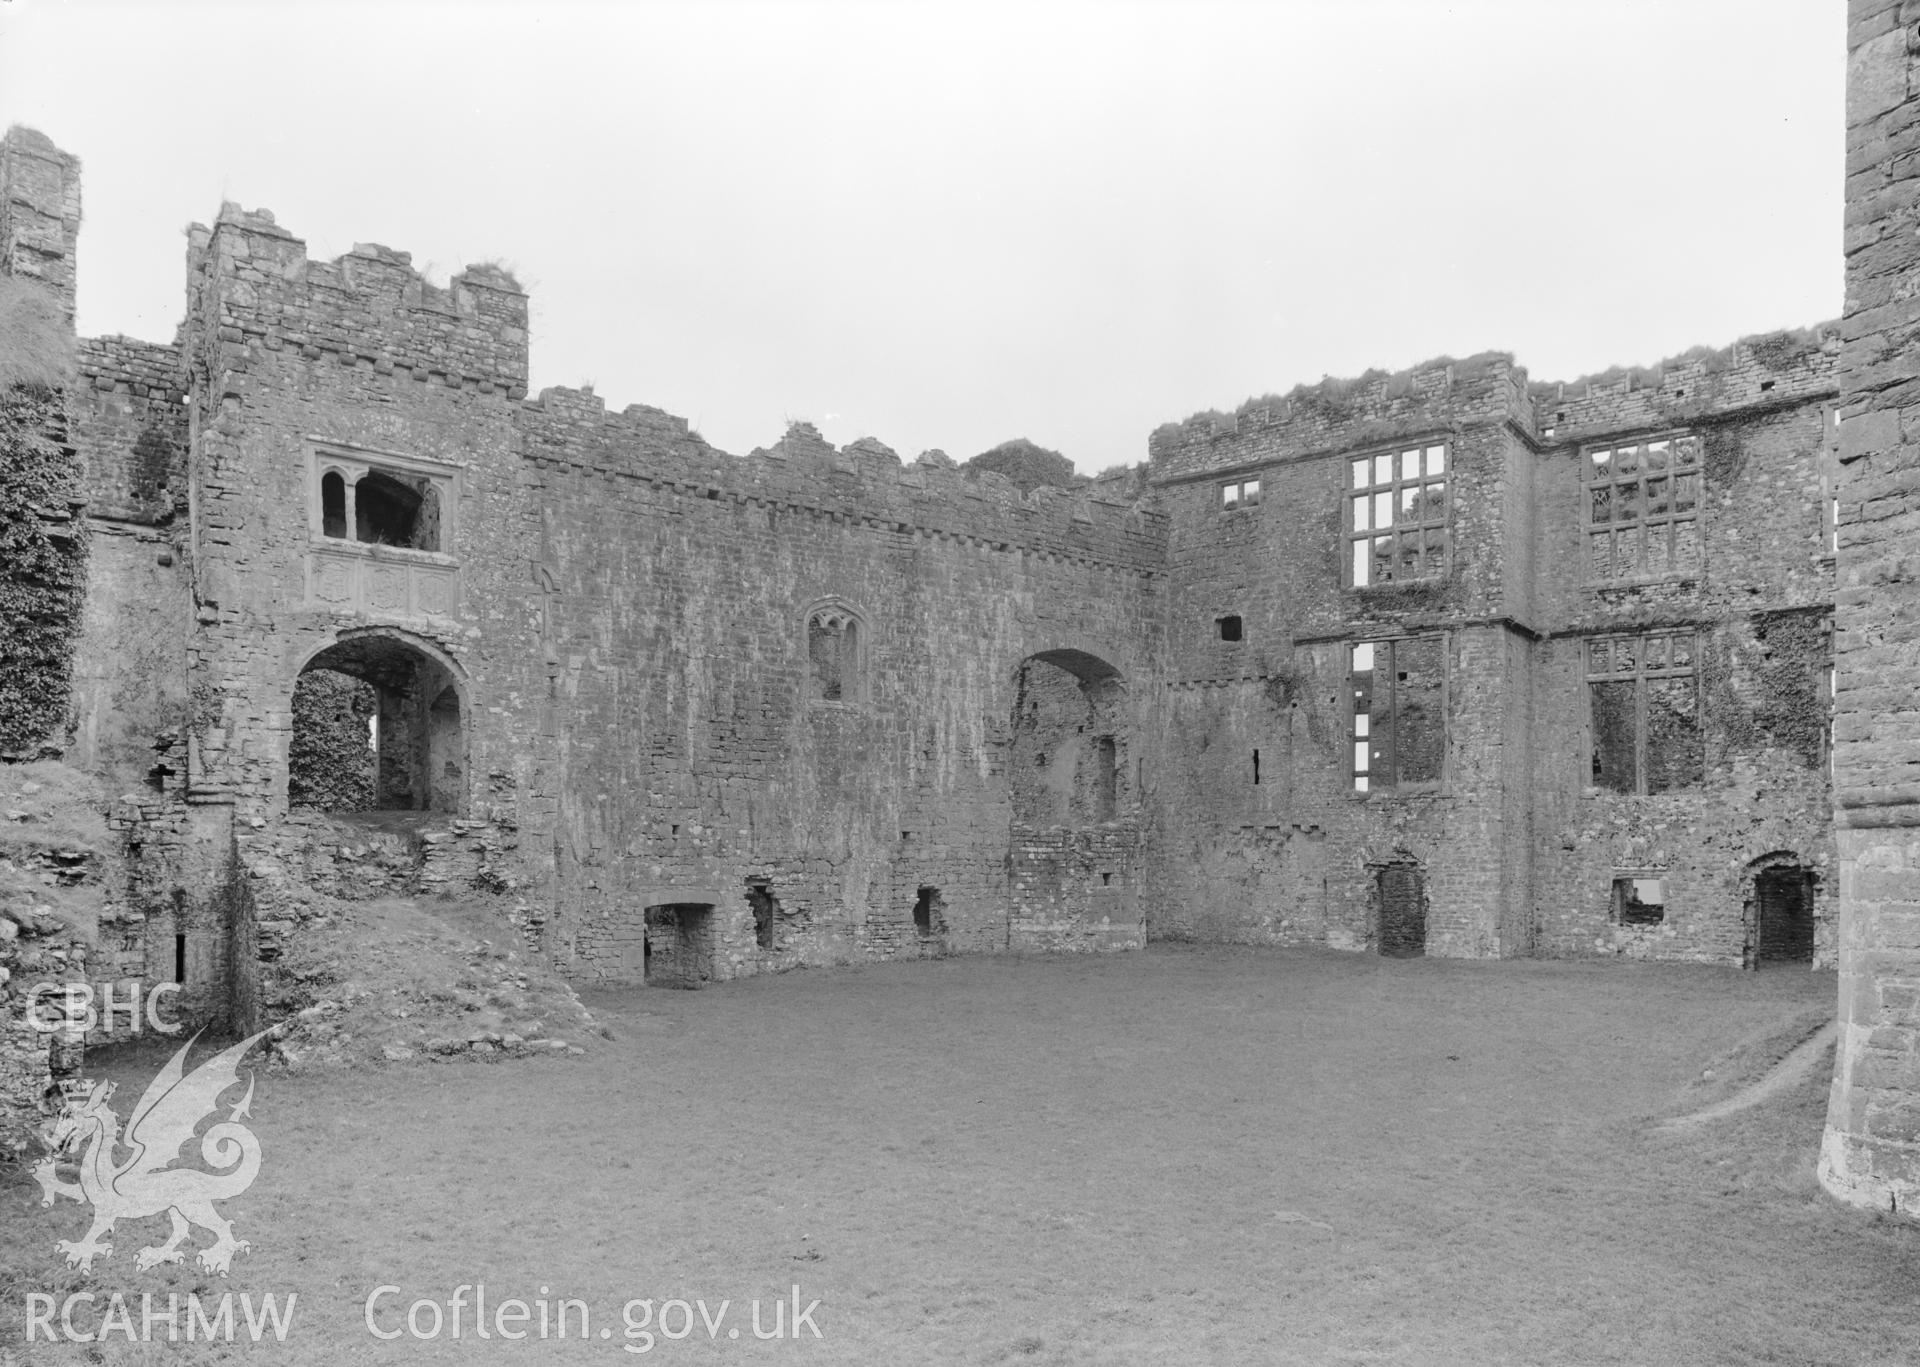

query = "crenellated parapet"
[
  {"left": 1146, "top": 352, "right": 1531, "bottom": 483},
  {"left": 517, "top": 394, "right": 1168, "bottom": 577},
  {"left": 1531, "top": 326, "right": 1840, "bottom": 444},
  {"left": 184, "top": 204, "right": 528, "bottom": 400}
]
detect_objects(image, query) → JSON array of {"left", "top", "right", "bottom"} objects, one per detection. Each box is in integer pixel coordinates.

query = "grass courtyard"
[{"left": 3, "top": 944, "right": 1916, "bottom": 1365}]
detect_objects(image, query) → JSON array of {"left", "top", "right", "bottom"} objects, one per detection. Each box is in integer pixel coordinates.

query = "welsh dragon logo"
[{"left": 30, "top": 1030, "right": 271, "bottom": 1275}]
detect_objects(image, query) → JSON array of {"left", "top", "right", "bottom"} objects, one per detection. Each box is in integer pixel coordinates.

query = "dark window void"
[
  {"left": 747, "top": 880, "right": 779, "bottom": 951},
  {"left": 174, "top": 933, "right": 187, "bottom": 984},
  {"left": 913, "top": 885, "right": 943, "bottom": 937},
  {"left": 1376, "top": 863, "right": 1426, "bottom": 957},
  {"left": 808, "top": 610, "right": 857, "bottom": 702},
  {"left": 353, "top": 470, "right": 440, "bottom": 551},
  {"left": 1217, "top": 615, "right": 1243, "bottom": 642},
  {"left": 321, "top": 471, "right": 347, "bottom": 539},
  {"left": 1615, "top": 876, "right": 1666, "bottom": 926},
  {"left": 1755, "top": 867, "right": 1814, "bottom": 965},
  {"left": 1252, "top": 749, "right": 1261, "bottom": 785},
  {"left": 1094, "top": 736, "right": 1117, "bottom": 818}
]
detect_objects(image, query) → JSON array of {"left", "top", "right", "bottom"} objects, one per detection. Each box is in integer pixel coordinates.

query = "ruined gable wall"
[
  {"left": 1823, "top": 0, "right": 1920, "bottom": 1218},
  {"left": 62, "top": 336, "right": 192, "bottom": 791},
  {"left": 518, "top": 396, "right": 1165, "bottom": 978},
  {"left": 1144, "top": 357, "right": 1538, "bottom": 955},
  {"left": 1526, "top": 343, "right": 1838, "bottom": 964}
]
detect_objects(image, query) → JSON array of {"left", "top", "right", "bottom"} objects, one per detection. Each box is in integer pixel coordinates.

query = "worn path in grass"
[{"left": 3, "top": 946, "right": 1914, "bottom": 1366}]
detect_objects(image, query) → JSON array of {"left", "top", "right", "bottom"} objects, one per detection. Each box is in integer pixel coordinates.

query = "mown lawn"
[{"left": 3, "top": 945, "right": 1915, "bottom": 1365}]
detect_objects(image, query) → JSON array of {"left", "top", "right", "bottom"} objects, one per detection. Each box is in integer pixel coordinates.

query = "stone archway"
[
  {"left": 1006, "top": 649, "right": 1142, "bottom": 952},
  {"left": 288, "top": 629, "right": 468, "bottom": 814}
]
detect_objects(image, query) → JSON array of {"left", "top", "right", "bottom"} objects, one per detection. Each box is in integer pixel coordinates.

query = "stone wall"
[
  {"left": 1822, "top": 0, "right": 1920, "bottom": 1217},
  {"left": 1145, "top": 342, "right": 1836, "bottom": 963},
  {"left": 0, "top": 99, "right": 1866, "bottom": 1095}
]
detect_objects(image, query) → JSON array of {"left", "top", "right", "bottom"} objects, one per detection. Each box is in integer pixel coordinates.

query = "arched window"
[
  {"left": 806, "top": 603, "right": 864, "bottom": 703},
  {"left": 320, "top": 471, "right": 348, "bottom": 539}
]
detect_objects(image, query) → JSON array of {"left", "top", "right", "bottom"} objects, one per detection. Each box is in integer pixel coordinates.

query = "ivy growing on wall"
[{"left": 0, "top": 384, "right": 86, "bottom": 756}]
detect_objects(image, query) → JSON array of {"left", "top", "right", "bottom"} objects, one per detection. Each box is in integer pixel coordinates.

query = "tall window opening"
[
  {"left": 807, "top": 605, "right": 861, "bottom": 703},
  {"left": 1349, "top": 443, "right": 1448, "bottom": 586},
  {"left": 913, "top": 885, "right": 943, "bottom": 937},
  {"left": 321, "top": 471, "right": 347, "bottom": 539},
  {"left": 1586, "top": 435, "right": 1700, "bottom": 580},
  {"left": 1094, "top": 736, "right": 1118, "bottom": 818},
  {"left": 1351, "top": 637, "right": 1445, "bottom": 793},
  {"left": 746, "top": 879, "right": 779, "bottom": 951},
  {"left": 1588, "top": 633, "right": 1702, "bottom": 794}
]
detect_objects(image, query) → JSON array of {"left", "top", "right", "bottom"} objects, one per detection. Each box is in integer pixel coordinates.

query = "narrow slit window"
[{"left": 913, "top": 885, "right": 943, "bottom": 938}]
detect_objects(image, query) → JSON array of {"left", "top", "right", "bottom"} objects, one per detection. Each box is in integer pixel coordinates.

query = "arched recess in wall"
[
  {"left": 1008, "top": 649, "right": 1132, "bottom": 826},
  {"left": 800, "top": 596, "right": 870, "bottom": 705},
  {"left": 287, "top": 627, "right": 470, "bottom": 815},
  {"left": 1743, "top": 849, "right": 1819, "bottom": 969}
]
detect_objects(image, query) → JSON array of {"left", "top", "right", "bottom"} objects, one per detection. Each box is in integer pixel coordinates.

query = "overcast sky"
[{"left": 0, "top": 0, "right": 1841, "bottom": 473}]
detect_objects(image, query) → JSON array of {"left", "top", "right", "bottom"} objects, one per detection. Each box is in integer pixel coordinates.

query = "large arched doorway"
[
  {"left": 289, "top": 630, "right": 467, "bottom": 814},
  {"left": 1006, "top": 649, "right": 1141, "bottom": 951}
]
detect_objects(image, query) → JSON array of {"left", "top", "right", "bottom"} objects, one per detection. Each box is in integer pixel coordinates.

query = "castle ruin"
[{"left": 1, "top": 0, "right": 1918, "bottom": 1218}]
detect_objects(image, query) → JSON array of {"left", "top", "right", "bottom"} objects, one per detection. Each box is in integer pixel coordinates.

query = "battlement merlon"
[
  {"left": 184, "top": 204, "right": 529, "bottom": 397},
  {"left": 0, "top": 125, "right": 82, "bottom": 324},
  {"left": 1146, "top": 352, "right": 1532, "bottom": 484},
  {"left": 518, "top": 393, "right": 1168, "bottom": 576}
]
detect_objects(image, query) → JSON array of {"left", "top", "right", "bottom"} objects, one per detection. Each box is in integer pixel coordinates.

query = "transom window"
[
  {"left": 1349, "top": 443, "right": 1448, "bottom": 587},
  {"left": 1586, "top": 435, "right": 1701, "bottom": 580},
  {"left": 1221, "top": 478, "right": 1261, "bottom": 510},
  {"left": 1586, "top": 632, "right": 1702, "bottom": 794}
]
